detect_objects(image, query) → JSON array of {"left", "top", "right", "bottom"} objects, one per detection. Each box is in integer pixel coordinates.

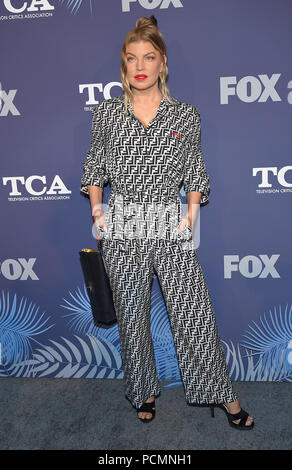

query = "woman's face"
[{"left": 125, "top": 40, "right": 166, "bottom": 93}]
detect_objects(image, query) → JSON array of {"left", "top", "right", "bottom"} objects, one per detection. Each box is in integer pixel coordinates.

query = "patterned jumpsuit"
[{"left": 80, "top": 94, "right": 238, "bottom": 410}]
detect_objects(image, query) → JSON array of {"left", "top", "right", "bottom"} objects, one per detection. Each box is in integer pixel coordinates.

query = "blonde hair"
[{"left": 120, "top": 15, "right": 173, "bottom": 115}]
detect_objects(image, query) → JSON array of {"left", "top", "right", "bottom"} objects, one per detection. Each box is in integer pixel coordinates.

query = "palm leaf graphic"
[
  {"left": 222, "top": 340, "right": 264, "bottom": 381},
  {"left": 61, "top": 283, "right": 98, "bottom": 335},
  {"left": 239, "top": 304, "right": 292, "bottom": 381},
  {"left": 222, "top": 340, "right": 247, "bottom": 381},
  {"left": 222, "top": 339, "right": 292, "bottom": 382},
  {"left": 0, "top": 354, "right": 36, "bottom": 378},
  {"left": 58, "top": 0, "right": 93, "bottom": 15},
  {"left": 0, "top": 290, "right": 54, "bottom": 366},
  {"left": 60, "top": 284, "right": 121, "bottom": 353},
  {"left": 27, "top": 334, "right": 123, "bottom": 378}
]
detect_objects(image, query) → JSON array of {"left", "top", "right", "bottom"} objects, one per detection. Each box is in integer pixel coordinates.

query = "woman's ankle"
[{"left": 145, "top": 396, "right": 155, "bottom": 403}]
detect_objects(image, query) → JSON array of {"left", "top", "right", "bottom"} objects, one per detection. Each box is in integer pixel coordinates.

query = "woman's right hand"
[{"left": 93, "top": 209, "right": 107, "bottom": 238}]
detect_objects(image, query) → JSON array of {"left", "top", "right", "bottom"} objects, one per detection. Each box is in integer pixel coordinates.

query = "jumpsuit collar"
[{"left": 119, "top": 94, "right": 169, "bottom": 127}]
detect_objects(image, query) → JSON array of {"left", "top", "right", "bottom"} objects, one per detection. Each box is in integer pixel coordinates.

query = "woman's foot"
[
  {"left": 138, "top": 396, "right": 155, "bottom": 421},
  {"left": 223, "top": 399, "right": 254, "bottom": 427}
]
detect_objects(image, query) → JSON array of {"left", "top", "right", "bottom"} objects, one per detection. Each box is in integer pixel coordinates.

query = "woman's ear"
[{"left": 160, "top": 55, "right": 167, "bottom": 73}]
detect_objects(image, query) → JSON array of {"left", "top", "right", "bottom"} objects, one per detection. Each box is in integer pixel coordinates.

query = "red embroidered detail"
[{"left": 171, "top": 130, "right": 182, "bottom": 138}]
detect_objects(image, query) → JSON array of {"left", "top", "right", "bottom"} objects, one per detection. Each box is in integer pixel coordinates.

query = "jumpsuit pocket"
[
  {"left": 176, "top": 223, "right": 194, "bottom": 251},
  {"left": 177, "top": 223, "right": 193, "bottom": 241},
  {"left": 96, "top": 225, "right": 106, "bottom": 241}
]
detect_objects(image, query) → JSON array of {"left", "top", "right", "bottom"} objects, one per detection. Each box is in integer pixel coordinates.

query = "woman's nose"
[{"left": 136, "top": 60, "right": 144, "bottom": 70}]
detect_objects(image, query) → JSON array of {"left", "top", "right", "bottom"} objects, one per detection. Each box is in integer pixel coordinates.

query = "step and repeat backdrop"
[{"left": 1, "top": 0, "right": 291, "bottom": 385}]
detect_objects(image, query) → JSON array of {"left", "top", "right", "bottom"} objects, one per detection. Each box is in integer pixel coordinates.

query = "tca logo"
[
  {"left": 253, "top": 166, "right": 292, "bottom": 188},
  {"left": 79, "top": 82, "right": 123, "bottom": 105},
  {"left": 224, "top": 255, "right": 280, "bottom": 279},
  {"left": 121, "top": 0, "right": 183, "bottom": 12},
  {"left": 2, "top": 175, "right": 71, "bottom": 196},
  {"left": 3, "top": 0, "right": 54, "bottom": 13},
  {"left": 0, "top": 83, "right": 20, "bottom": 117},
  {"left": 220, "top": 74, "right": 281, "bottom": 104}
]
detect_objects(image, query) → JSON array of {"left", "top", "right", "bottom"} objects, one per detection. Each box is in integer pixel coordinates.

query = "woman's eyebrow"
[{"left": 125, "top": 51, "right": 156, "bottom": 56}]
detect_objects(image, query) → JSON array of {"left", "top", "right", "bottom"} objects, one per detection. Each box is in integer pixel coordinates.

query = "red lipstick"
[{"left": 135, "top": 74, "right": 147, "bottom": 80}]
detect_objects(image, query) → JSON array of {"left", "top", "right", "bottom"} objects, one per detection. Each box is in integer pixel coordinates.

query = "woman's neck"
[{"left": 131, "top": 88, "right": 162, "bottom": 105}]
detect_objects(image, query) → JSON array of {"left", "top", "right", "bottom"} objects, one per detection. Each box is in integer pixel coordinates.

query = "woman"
[{"left": 80, "top": 15, "right": 254, "bottom": 430}]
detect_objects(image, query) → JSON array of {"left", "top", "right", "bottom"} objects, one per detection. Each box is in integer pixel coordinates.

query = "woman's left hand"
[{"left": 176, "top": 215, "right": 192, "bottom": 234}]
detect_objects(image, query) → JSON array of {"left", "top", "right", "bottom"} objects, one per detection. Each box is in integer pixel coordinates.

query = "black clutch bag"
[{"left": 79, "top": 241, "right": 117, "bottom": 329}]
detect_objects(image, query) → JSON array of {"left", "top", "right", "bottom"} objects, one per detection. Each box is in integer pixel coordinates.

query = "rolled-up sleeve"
[
  {"left": 80, "top": 105, "right": 108, "bottom": 196},
  {"left": 183, "top": 110, "right": 210, "bottom": 204}
]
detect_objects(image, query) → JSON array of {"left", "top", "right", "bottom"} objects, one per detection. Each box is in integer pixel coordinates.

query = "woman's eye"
[
  {"left": 127, "top": 57, "right": 134, "bottom": 61},
  {"left": 146, "top": 56, "right": 154, "bottom": 60}
]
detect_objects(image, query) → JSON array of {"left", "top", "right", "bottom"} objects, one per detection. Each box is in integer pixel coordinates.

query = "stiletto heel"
[{"left": 210, "top": 405, "right": 215, "bottom": 418}]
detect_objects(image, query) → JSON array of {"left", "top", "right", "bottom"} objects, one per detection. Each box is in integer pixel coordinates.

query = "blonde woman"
[{"left": 80, "top": 15, "right": 254, "bottom": 430}]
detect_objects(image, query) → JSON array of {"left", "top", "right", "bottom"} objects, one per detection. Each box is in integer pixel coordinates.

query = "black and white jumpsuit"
[{"left": 80, "top": 94, "right": 238, "bottom": 409}]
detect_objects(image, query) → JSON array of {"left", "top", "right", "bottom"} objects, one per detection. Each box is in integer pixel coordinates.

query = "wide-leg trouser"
[{"left": 101, "top": 230, "right": 238, "bottom": 410}]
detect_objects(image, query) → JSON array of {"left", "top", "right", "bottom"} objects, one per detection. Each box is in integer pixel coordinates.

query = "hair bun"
[{"left": 135, "top": 15, "right": 158, "bottom": 29}]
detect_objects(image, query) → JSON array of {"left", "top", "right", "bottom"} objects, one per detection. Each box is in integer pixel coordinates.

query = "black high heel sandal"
[
  {"left": 137, "top": 400, "right": 156, "bottom": 423},
  {"left": 210, "top": 404, "right": 254, "bottom": 430}
]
